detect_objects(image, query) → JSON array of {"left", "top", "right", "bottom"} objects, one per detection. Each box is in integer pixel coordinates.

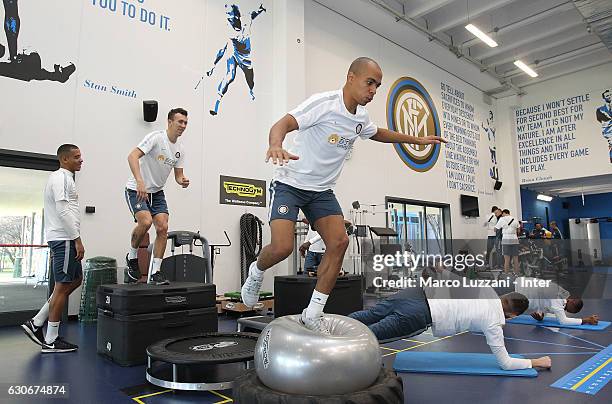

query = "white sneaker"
[
  {"left": 241, "top": 274, "right": 263, "bottom": 307},
  {"left": 300, "top": 309, "right": 331, "bottom": 335}
]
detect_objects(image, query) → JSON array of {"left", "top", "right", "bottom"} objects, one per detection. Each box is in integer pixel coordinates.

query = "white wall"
[
  {"left": 199, "top": 0, "right": 305, "bottom": 294},
  {"left": 510, "top": 63, "right": 612, "bottom": 185},
  {"left": 303, "top": 0, "right": 517, "bottom": 242},
  {"left": 498, "top": 62, "right": 612, "bottom": 218},
  {"left": 0, "top": 1, "right": 306, "bottom": 314},
  {"left": 1, "top": 0, "right": 542, "bottom": 314}
]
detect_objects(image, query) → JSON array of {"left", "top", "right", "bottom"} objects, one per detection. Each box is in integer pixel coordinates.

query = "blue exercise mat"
[
  {"left": 393, "top": 352, "right": 538, "bottom": 377},
  {"left": 508, "top": 315, "right": 610, "bottom": 330}
]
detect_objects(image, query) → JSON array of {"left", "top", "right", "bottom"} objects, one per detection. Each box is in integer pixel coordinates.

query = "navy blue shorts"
[
  {"left": 268, "top": 181, "right": 343, "bottom": 225},
  {"left": 48, "top": 240, "right": 83, "bottom": 283},
  {"left": 125, "top": 188, "right": 169, "bottom": 220}
]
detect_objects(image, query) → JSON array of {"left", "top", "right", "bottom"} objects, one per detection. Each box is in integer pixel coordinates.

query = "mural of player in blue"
[
  {"left": 482, "top": 110, "right": 498, "bottom": 179},
  {"left": 595, "top": 89, "right": 612, "bottom": 163},
  {"left": 205, "top": 3, "right": 266, "bottom": 116},
  {"left": 0, "top": 0, "right": 75, "bottom": 82}
]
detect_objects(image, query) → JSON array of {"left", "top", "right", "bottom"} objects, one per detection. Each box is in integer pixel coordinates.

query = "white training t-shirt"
[
  {"left": 274, "top": 89, "right": 378, "bottom": 191},
  {"left": 484, "top": 213, "right": 498, "bottom": 237},
  {"left": 495, "top": 215, "right": 519, "bottom": 244},
  {"left": 516, "top": 278, "right": 581, "bottom": 325},
  {"left": 44, "top": 168, "right": 80, "bottom": 241},
  {"left": 126, "top": 130, "right": 184, "bottom": 193},
  {"left": 427, "top": 290, "right": 531, "bottom": 370}
]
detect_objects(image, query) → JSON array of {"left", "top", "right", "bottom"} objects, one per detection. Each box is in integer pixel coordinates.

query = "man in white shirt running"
[
  {"left": 240, "top": 57, "right": 446, "bottom": 334},
  {"left": 125, "top": 108, "right": 190, "bottom": 285},
  {"left": 515, "top": 277, "right": 599, "bottom": 326},
  {"left": 495, "top": 209, "right": 520, "bottom": 275},
  {"left": 21, "top": 144, "right": 84, "bottom": 353},
  {"left": 349, "top": 286, "right": 551, "bottom": 371}
]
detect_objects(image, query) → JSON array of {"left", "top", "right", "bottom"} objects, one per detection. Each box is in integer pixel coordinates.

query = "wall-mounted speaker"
[
  {"left": 493, "top": 180, "right": 502, "bottom": 190},
  {"left": 562, "top": 202, "right": 570, "bottom": 209},
  {"left": 143, "top": 100, "right": 158, "bottom": 122}
]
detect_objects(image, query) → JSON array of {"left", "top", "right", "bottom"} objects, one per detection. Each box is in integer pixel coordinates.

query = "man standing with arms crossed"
[
  {"left": 21, "top": 144, "right": 84, "bottom": 352},
  {"left": 241, "top": 57, "right": 446, "bottom": 333},
  {"left": 125, "top": 108, "right": 190, "bottom": 285}
]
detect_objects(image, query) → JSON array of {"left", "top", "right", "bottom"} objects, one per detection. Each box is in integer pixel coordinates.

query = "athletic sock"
[
  {"left": 45, "top": 321, "right": 60, "bottom": 344},
  {"left": 32, "top": 299, "right": 50, "bottom": 327},
  {"left": 249, "top": 261, "right": 264, "bottom": 280},
  {"left": 305, "top": 290, "right": 328, "bottom": 319},
  {"left": 150, "top": 258, "right": 162, "bottom": 275},
  {"left": 128, "top": 247, "right": 138, "bottom": 260}
]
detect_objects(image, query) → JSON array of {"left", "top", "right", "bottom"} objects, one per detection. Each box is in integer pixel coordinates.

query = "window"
[
  {"left": 0, "top": 149, "right": 58, "bottom": 326},
  {"left": 386, "top": 197, "right": 452, "bottom": 256}
]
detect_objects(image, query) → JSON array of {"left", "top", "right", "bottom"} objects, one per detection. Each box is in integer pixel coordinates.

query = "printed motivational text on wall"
[
  {"left": 515, "top": 94, "right": 590, "bottom": 183},
  {"left": 441, "top": 82, "right": 480, "bottom": 193},
  {"left": 91, "top": 0, "right": 171, "bottom": 31}
]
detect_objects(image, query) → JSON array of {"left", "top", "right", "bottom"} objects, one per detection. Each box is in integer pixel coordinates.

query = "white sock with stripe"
[
  {"left": 33, "top": 298, "right": 50, "bottom": 328},
  {"left": 151, "top": 258, "right": 162, "bottom": 275},
  {"left": 128, "top": 247, "right": 138, "bottom": 260},
  {"left": 45, "top": 321, "right": 60, "bottom": 344},
  {"left": 305, "top": 290, "right": 328, "bottom": 319}
]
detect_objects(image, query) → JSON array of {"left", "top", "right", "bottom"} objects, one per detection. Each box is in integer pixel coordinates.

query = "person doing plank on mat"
[
  {"left": 240, "top": 57, "right": 446, "bottom": 334},
  {"left": 349, "top": 286, "right": 552, "bottom": 370},
  {"left": 515, "top": 277, "right": 598, "bottom": 325}
]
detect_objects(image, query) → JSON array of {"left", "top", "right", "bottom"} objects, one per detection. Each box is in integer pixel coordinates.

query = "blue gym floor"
[{"left": 1, "top": 277, "right": 611, "bottom": 403}]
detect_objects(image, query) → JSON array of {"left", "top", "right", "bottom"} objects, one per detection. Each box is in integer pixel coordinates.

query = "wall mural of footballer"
[
  {"left": 0, "top": 0, "right": 75, "bottom": 83},
  {"left": 595, "top": 89, "right": 612, "bottom": 164},
  {"left": 199, "top": 3, "right": 266, "bottom": 116}
]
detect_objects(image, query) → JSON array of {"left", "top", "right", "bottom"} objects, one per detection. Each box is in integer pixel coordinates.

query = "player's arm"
[
  {"left": 266, "top": 114, "right": 299, "bottom": 165},
  {"left": 128, "top": 148, "right": 147, "bottom": 201},
  {"left": 51, "top": 177, "right": 84, "bottom": 260},
  {"left": 370, "top": 127, "right": 447, "bottom": 145},
  {"left": 174, "top": 167, "right": 189, "bottom": 188},
  {"left": 487, "top": 326, "right": 549, "bottom": 370},
  {"left": 551, "top": 307, "right": 583, "bottom": 326}
]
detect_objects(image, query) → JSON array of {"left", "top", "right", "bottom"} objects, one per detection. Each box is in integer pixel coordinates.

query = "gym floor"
[{"left": 1, "top": 273, "right": 610, "bottom": 403}]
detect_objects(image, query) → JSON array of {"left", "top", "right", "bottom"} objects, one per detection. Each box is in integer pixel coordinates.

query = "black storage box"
[
  {"left": 274, "top": 275, "right": 363, "bottom": 317},
  {"left": 97, "top": 307, "right": 218, "bottom": 366},
  {"left": 97, "top": 282, "right": 216, "bottom": 315}
]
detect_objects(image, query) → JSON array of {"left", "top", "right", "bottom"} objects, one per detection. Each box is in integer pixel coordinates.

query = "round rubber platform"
[{"left": 147, "top": 332, "right": 259, "bottom": 365}]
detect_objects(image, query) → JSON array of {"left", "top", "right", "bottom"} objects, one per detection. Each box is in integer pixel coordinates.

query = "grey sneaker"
[
  {"left": 241, "top": 275, "right": 263, "bottom": 307},
  {"left": 300, "top": 309, "right": 331, "bottom": 335},
  {"left": 21, "top": 319, "right": 45, "bottom": 346}
]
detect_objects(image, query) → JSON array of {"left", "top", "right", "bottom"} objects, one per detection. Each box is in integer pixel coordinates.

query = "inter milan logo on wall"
[{"left": 386, "top": 77, "right": 441, "bottom": 172}]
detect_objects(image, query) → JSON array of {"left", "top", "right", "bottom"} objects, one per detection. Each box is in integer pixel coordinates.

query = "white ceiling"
[{"left": 312, "top": 0, "right": 612, "bottom": 97}]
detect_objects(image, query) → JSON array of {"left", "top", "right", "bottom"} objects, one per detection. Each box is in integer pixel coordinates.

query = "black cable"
[{"left": 240, "top": 213, "right": 263, "bottom": 284}]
